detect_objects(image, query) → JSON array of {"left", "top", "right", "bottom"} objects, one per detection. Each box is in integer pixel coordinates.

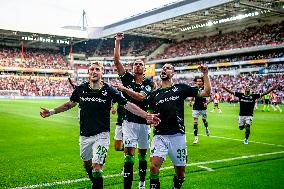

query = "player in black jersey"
[
  {"left": 40, "top": 62, "right": 159, "bottom": 189},
  {"left": 190, "top": 76, "right": 210, "bottom": 144},
  {"left": 113, "top": 33, "right": 154, "bottom": 189},
  {"left": 221, "top": 84, "right": 277, "bottom": 144},
  {"left": 111, "top": 103, "right": 126, "bottom": 151},
  {"left": 148, "top": 64, "right": 211, "bottom": 189}
]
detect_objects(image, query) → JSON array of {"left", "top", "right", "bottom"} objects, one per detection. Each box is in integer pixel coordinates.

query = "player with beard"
[
  {"left": 221, "top": 84, "right": 277, "bottom": 144},
  {"left": 190, "top": 76, "right": 210, "bottom": 144},
  {"left": 113, "top": 33, "right": 154, "bottom": 189},
  {"left": 40, "top": 62, "right": 160, "bottom": 189},
  {"left": 148, "top": 64, "right": 211, "bottom": 189}
]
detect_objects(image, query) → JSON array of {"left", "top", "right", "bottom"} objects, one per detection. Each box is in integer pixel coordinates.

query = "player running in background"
[
  {"left": 221, "top": 84, "right": 278, "bottom": 144},
  {"left": 148, "top": 64, "right": 211, "bottom": 189},
  {"left": 113, "top": 32, "right": 154, "bottom": 189},
  {"left": 270, "top": 92, "right": 282, "bottom": 112},
  {"left": 208, "top": 90, "right": 222, "bottom": 113},
  {"left": 262, "top": 93, "right": 271, "bottom": 112},
  {"left": 40, "top": 62, "right": 159, "bottom": 189},
  {"left": 190, "top": 76, "right": 210, "bottom": 144}
]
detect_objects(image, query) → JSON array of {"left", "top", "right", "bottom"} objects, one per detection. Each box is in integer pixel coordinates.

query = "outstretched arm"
[
  {"left": 112, "top": 82, "right": 146, "bottom": 101},
  {"left": 198, "top": 65, "right": 211, "bottom": 97},
  {"left": 221, "top": 84, "right": 234, "bottom": 95},
  {"left": 125, "top": 102, "right": 160, "bottom": 125},
  {"left": 260, "top": 85, "right": 278, "bottom": 97},
  {"left": 40, "top": 101, "right": 77, "bottom": 118},
  {"left": 114, "top": 32, "right": 126, "bottom": 76}
]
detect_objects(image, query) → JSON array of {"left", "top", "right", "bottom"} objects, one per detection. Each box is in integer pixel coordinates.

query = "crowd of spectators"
[
  {"left": 155, "top": 73, "right": 284, "bottom": 103},
  {"left": 163, "top": 51, "right": 284, "bottom": 68},
  {"left": 152, "top": 21, "right": 284, "bottom": 60},
  {"left": 0, "top": 72, "right": 283, "bottom": 105},
  {"left": 0, "top": 46, "right": 71, "bottom": 70},
  {"left": 0, "top": 76, "right": 73, "bottom": 96}
]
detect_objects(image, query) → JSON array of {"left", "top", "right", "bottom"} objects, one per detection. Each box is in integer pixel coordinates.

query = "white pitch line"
[
  {"left": 11, "top": 150, "right": 284, "bottom": 189},
  {"left": 194, "top": 133, "right": 284, "bottom": 148},
  {"left": 197, "top": 166, "right": 214, "bottom": 172}
]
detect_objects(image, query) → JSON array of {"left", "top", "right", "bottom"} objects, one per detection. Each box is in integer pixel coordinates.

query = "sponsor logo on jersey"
[
  {"left": 157, "top": 96, "right": 179, "bottom": 104},
  {"left": 80, "top": 97, "right": 106, "bottom": 103}
]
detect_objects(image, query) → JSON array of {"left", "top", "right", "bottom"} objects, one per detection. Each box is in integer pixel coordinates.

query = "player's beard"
[
  {"left": 160, "top": 74, "right": 170, "bottom": 81},
  {"left": 245, "top": 90, "right": 250, "bottom": 95},
  {"left": 134, "top": 67, "right": 144, "bottom": 75}
]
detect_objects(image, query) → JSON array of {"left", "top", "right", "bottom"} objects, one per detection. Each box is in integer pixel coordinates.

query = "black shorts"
[{"left": 264, "top": 99, "right": 270, "bottom": 104}]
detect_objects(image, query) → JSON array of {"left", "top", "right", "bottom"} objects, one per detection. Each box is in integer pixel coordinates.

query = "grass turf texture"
[{"left": 0, "top": 99, "right": 283, "bottom": 189}]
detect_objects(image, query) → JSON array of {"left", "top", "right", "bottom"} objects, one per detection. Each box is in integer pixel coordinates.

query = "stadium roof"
[
  {"left": 89, "top": 0, "right": 284, "bottom": 40},
  {"left": 0, "top": 25, "right": 89, "bottom": 49}
]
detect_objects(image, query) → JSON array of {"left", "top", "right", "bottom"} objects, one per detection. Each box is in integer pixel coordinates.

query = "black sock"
[
  {"left": 173, "top": 175, "right": 185, "bottom": 189},
  {"left": 150, "top": 178, "right": 160, "bottom": 189},
  {"left": 84, "top": 164, "right": 94, "bottom": 183},
  {"left": 124, "top": 162, "right": 134, "bottom": 189},
  {"left": 245, "top": 125, "right": 250, "bottom": 139},
  {"left": 138, "top": 159, "right": 147, "bottom": 181},
  {"left": 193, "top": 123, "right": 198, "bottom": 136},
  {"left": 92, "top": 171, "right": 103, "bottom": 189},
  {"left": 203, "top": 120, "right": 208, "bottom": 128}
]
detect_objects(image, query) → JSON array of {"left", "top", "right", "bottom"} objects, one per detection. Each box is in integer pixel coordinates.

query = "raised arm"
[
  {"left": 221, "top": 84, "right": 234, "bottom": 95},
  {"left": 40, "top": 101, "right": 77, "bottom": 118},
  {"left": 198, "top": 65, "right": 211, "bottom": 97},
  {"left": 114, "top": 32, "right": 126, "bottom": 75},
  {"left": 260, "top": 85, "right": 278, "bottom": 97}
]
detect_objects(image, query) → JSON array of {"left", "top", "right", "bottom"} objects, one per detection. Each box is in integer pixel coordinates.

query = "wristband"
[{"left": 49, "top": 109, "right": 55, "bottom": 115}]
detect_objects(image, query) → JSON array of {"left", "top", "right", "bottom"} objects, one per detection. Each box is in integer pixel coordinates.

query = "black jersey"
[
  {"left": 70, "top": 82, "right": 128, "bottom": 137},
  {"left": 193, "top": 87, "right": 207, "bottom": 110},
  {"left": 116, "top": 104, "right": 125, "bottom": 126},
  {"left": 235, "top": 92, "right": 261, "bottom": 116},
  {"left": 120, "top": 71, "right": 154, "bottom": 124},
  {"left": 148, "top": 84, "right": 199, "bottom": 135}
]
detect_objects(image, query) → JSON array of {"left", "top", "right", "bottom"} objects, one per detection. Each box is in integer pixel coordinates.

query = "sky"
[{"left": 0, "top": 0, "right": 176, "bottom": 29}]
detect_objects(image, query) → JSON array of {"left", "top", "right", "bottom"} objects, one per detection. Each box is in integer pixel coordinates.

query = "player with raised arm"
[
  {"left": 113, "top": 32, "right": 154, "bottom": 189},
  {"left": 40, "top": 62, "right": 159, "bottom": 189},
  {"left": 221, "top": 84, "right": 278, "bottom": 144},
  {"left": 148, "top": 64, "right": 211, "bottom": 189},
  {"left": 191, "top": 76, "right": 210, "bottom": 144}
]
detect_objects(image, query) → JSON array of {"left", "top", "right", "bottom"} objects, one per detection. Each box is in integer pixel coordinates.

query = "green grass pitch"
[{"left": 0, "top": 99, "right": 283, "bottom": 189}]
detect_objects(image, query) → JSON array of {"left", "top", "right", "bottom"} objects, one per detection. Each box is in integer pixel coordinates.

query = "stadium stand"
[
  {"left": 152, "top": 22, "right": 284, "bottom": 60},
  {"left": 0, "top": 46, "right": 71, "bottom": 69}
]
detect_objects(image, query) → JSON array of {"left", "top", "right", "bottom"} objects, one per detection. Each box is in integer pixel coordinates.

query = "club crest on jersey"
[
  {"left": 145, "top": 85, "right": 151, "bottom": 92},
  {"left": 172, "top": 86, "right": 178, "bottom": 92},
  {"left": 102, "top": 90, "right": 107, "bottom": 96}
]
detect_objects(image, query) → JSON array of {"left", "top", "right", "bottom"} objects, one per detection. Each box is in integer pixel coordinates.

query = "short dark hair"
[{"left": 194, "top": 76, "right": 204, "bottom": 82}]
